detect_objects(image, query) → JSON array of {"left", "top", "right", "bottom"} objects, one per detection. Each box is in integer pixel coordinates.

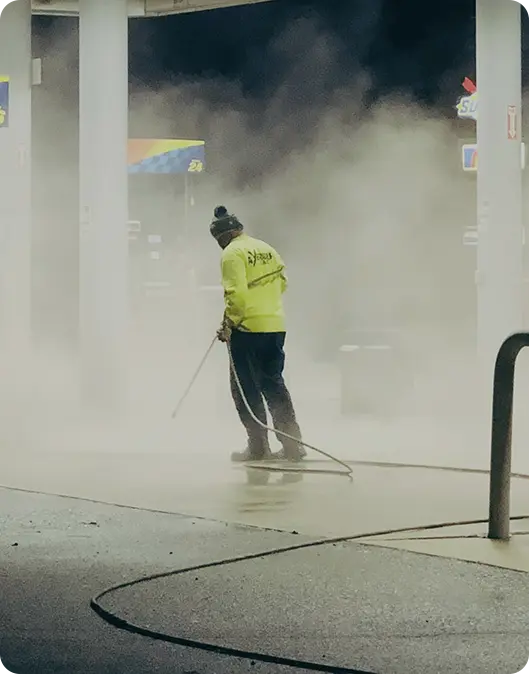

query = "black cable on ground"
[
  {"left": 6, "top": 458, "right": 529, "bottom": 537},
  {"left": 4, "top": 460, "right": 529, "bottom": 668},
  {"left": 226, "top": 341, "right": 354, "bottom": 478},
  {"left": 170, "top": 336, "right": 353, "bottom": 477},
  {"left": 245, "top": 462, "right": 353, "bottom": 476},
  {"left": 90, "top": 512, "right": 529, "bottom": 673}
]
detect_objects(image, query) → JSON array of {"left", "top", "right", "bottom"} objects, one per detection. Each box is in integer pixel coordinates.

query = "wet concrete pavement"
[
  {"left": 109, "top": 540, "right": 529, "bottom": 674},
  {"left": 2, "top": 448, "right": 529, "bottom": 541},
  {"left": 0, "top": 488, "right": 311, "bottom": 674},
  {"left": 2, "top": 361, "right": 529, "bottom": 672},
  {"left": 1, "top": 487, "right": 529, "bottom": 674}
]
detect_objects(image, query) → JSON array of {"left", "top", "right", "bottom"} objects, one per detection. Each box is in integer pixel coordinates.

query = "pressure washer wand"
[
  {"left": 170, "top": 336, "right": 217, "bottom": 420},
  {"left": 171, "top": 334, "right": 352, "bottom": 478}
]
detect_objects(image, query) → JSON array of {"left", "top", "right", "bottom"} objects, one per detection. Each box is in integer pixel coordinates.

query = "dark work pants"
[{"left": 228, "top": 329, "right": 303, "bottom": 458}]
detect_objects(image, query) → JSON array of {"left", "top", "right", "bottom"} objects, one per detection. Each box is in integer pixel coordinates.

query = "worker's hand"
[{"left": 216, "top": 324, "right": 231, "bottom": 343}]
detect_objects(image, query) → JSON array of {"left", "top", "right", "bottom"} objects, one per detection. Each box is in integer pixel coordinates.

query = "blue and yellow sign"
[
  {"left": 0, "top": 76, "right": 10, "bottom": 128},
  {"left": 462, "top": 142, "right": 526, "bottom": 172},
  {"left": 461, "top": 144, "right": 478, "bottom": 171},
  {"left": 128, "top": 139, "right": 205, "bottom": 174}
]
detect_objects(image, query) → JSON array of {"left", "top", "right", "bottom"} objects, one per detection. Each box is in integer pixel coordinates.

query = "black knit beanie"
[{"left": 210, "top": 205, "right": 243, "bottom": 238}]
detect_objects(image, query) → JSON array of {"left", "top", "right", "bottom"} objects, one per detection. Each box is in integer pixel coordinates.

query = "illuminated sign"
[
  {"left": 456, "top": 77, "right": 478, "bottom": 121},
  {"left": 461, "top": 144, "right": 478, "bottom": 171},
  {"left": 128, "top": 139, "right": 205, "bottom": 174},
  {"left": 0, "top": 76, "right": 10, "bottom": 128},
  {"left": 462, "top": 142, "right": 526, "bottom": 171},
  {"left": 456, "top": 93, "right": 478, "bottom": 121}
]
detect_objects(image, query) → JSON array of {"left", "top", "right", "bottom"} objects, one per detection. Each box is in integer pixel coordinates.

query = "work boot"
[
  {"left": 231, "top": 445, "right": 273, "bottom": 462},
  {"left": 272, "top": 446, "right": 307, "bottom": 462}
]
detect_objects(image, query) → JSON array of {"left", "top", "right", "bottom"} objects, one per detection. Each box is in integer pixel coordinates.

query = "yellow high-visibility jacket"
[{"left": 220, "top": 234, "right": 288, "bottom": 332}]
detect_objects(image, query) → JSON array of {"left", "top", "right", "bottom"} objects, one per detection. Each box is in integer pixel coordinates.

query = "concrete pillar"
[
  {"left": 476, "top": 0, "right": 523, "bottom": 370},
  {"left": 79, "top": 0, "right": 129, "bottom": 414},
  {"left": 0, "top": 0, "right": 32, "bottom": 374}
]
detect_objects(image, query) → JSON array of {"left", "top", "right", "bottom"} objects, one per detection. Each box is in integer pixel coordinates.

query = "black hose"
[
  {"left": 89, "top": 511, "right": 529, "bottom": 673},
  {"left": 170, "top": 337, "right": 352, "bottom": 477},
  {"left": 226, "top": 340, "right": 354, "bottom": 478},
  {"left": 91, "top": 536, "right": 375, "bottom": 673}
]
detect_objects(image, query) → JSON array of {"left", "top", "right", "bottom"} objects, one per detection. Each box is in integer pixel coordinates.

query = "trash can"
[{"left": 339, "top": 330, "right": 412, "bottom": 416}]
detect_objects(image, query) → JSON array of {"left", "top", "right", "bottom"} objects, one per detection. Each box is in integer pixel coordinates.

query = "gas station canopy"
[{"left": 32, "top": 0, "right": 273, "bottom": 17}]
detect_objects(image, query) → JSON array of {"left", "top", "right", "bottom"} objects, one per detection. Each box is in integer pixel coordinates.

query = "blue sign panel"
[
  {"left": 128, "top": 139, "right": 205, "bottom": 174},
  {"left": 0, "top": 76, "right": 10, "bottom": 128}
]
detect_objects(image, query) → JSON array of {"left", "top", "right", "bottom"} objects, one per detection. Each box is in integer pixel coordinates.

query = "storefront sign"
[{"left": 0, "top": 76, "right": 10, "bottom": 128}]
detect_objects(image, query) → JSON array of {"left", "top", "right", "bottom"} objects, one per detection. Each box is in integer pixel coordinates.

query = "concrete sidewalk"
[
  {"left": 0, "top": 488, "right": 305, "bottom": 674},
  {"left": 2, "top": 448, "right": 529, "bottom": 565},
  {"left": 1, "top": 488, "right": 529, "bottom": 674}
]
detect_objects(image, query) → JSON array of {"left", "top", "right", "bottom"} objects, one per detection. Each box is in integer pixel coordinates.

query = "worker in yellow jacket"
[{"left": 210, "top": 205, "right": 306, "bottom": 463}]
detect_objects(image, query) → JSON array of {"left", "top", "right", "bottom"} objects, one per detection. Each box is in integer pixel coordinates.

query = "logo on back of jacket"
[{"left": 247, "top": 250, "right": 273, "bottom": 267}]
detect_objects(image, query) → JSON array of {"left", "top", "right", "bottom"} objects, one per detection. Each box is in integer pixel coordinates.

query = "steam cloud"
[{"left": 4, "top": 5, "right": 528, "bottom": 474}]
